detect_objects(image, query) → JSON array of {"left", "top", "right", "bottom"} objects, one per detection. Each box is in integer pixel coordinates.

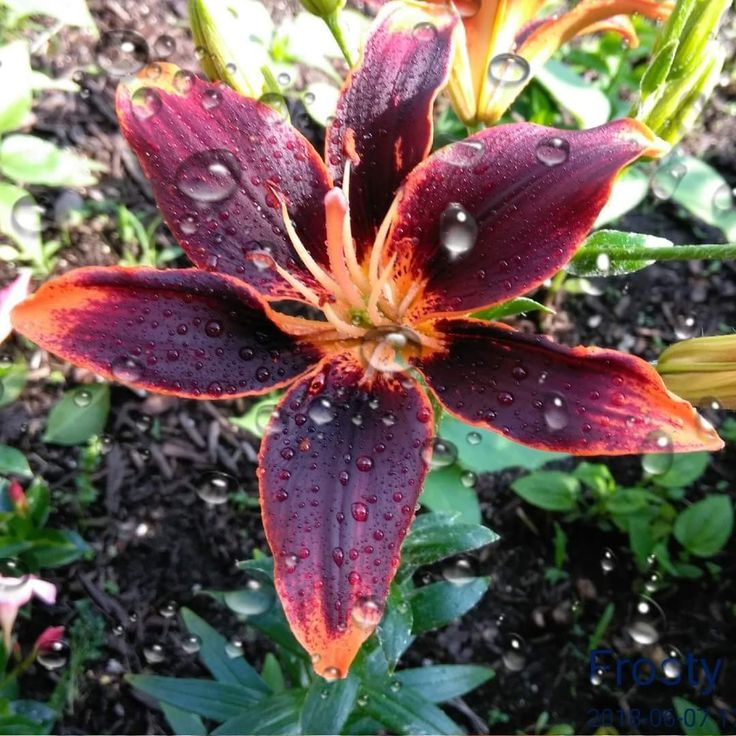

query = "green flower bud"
[
  {"left": 633, "top": 0, "right": 729, "bottom": 145},
  {"left": 188, "top": 0, "right": 273, "bottom": 98},
  {"left": 298, "top": 0, "right": 346, "bottom": 20}
]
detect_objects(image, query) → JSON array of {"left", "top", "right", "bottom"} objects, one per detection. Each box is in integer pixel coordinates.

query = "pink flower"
[
  {"left": 33, "top": 625, "right": 65, "bottom": 655},
  {"left": 7, "top": 480, "right": 28, "bottom": 514},
  {"left": 0, "top": 269, "right": 32, "bottom": 345},
  {"left": 0, "top": 575, "right": 56, "bottom": 648}
]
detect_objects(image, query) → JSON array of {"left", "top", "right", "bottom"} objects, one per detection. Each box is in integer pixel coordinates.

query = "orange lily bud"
[{"left": 657, "top": 335, "right": 736, "bottom": 410}]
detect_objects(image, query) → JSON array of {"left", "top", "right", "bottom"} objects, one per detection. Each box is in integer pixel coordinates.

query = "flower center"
[{"left": 264, "top": 164, "right": 438, "bottom": 365}]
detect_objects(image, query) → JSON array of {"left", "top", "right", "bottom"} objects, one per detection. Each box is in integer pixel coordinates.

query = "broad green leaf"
[
  {"left": 536, "top": 59, "right": 611, "bottom": 128},
  {"left": 0, "top": 183, "right": 43, "bottom": 268},
  {"left": 669, "top": 156, "right": 736, "bottom": 241},
  {"left": 410, "top": 578, "right": 489, "bottom": 633},
  {"left": 0, "top": 359, "right": 28, "bottom": 408},
  {"left": 568, "top": 230, "right": 673, "bottom": 277},
  {"left": 573, "top": 462, "right": 615, "bottom": 495},
  {"left": 652, "top": 452, "right": 709, "bottom": 489},
  {"left": 0, "top": 715, "right": 44, "bottom": 734},
  {"left": 301, "top": 675, "right": 359, "bottom": 735},
  {"left": 439, "top": 414, "right": 567, "bottom": 473},
  {"left": 43, "top": 384, "right": 110, "bottom": 446},
  {"left": 181, "top": 608, "right": 268, "bottom": 692},
  {"left": 0, "top": 135, "right": 103, "bottom": 187},
  {"left": 126, "top": 676, "right": 262, "bottom": 721},
  {"left": 260, "top": 653, "right": 285, "bottom": 693},
  {"left": 395, "top": 664, "right": 494, "bottom": 703},
  {"left": 26, "top": 478, "right": 50, "bottom": 527},
  {"left": 377, "top": 585, "right": 414, "bottom": 670},
  {"left": 2, "top": 0, "right": 98, "bottom": 30},
  {"left": 361, "top": 680, "right": 463, "bottom": 736},
  {"left": 471, "top": 297, "right": 553, "bottom": 322},
  {"left": 511, "top": 471, "right": 580, "bottom": 511},
  {"left": 161, "top": 703, "right": 207, "bottom": 736},
  {"left": 594, "top": 167, "right": 650, "bottom": 227},
  {"left": 604, "top": 488, "right": 659, "bottom": 515},
  {"left": 213, "top": 690, "right": 306, "bottom": 735},
  {"left": 674, "top": 495, "right": 733, "bottom": 557},
  {"left": 24, "top": 528, "right": 90, "bottom": 567},
  {"left": 0, "top": 445, "right": 31, "bottom": 477},
  {"left": 401, "top": 513, "right": 497, "bottom": 567},
  {"left": 0, "top": 42, "right": 32, "bottom": 135},
  {"left": 672, "top": 697, "right": 721, "bottom": 735},
  {"left": 420, "top": 466, "right": 481, "bottom": 524}
]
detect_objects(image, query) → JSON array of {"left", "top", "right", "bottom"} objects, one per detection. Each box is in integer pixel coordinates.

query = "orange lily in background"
[{"left": 409, "top": 0, "right": 674, "bottom": 125}]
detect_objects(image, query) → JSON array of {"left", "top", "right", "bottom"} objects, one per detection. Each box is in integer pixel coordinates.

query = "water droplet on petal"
[
  {"left": 535, "top": 137, "right": 570, "bottom": 167},
  {"left": 641, "top": 430, "right": 673, "bottom": 475},
  {"left": 308, "top": 397, "right": 336, "bottom": 425},
  {"left": 488, "top": 53, "right": 530, "bottom": 86},
  {"left": 439, "top": 202, "right": 478, "bottom": 260},
  {"left": 323, "top": 666, "right": 342, "bottom": 681},
  {"left": 131, "top": 87, "right": 162, "bottom": 119},
  {"left": 176, "top": 149, "right": 240, "bottom": 203},
  {"left": 173, "top": 69, "right": 196, "bottom": 94},
  {"left": 351, "top": 502, "right": 368, "bottom": 522},
  {"left": 111, "top": 356, "right": 144, "bottom": 383},
  {"left": 412, "top": 22, "right": 437, "bottom": 40},
  {"left": 543, "top": 393, "right": 569, "bottom": 431},
  {"left": 259, "top": 93, "right": 289, "bottom": 121},
  {"left": 351, "top": 597, "right": 383, "bottom": 629}
]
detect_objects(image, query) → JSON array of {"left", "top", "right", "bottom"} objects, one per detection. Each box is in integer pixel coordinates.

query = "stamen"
[
  {"left": 276, "top": 193, "right": 345, "bottom": 299},
  {"left": 271, "top": 313, "right": 336, "bottom": 336},
  {"left": 367, "top": 253, "right": 397, "bottom": 327},
  {"left": 368, "top": 193, "right": 400, "bottom": 295},
  {"left": 397, "top": 280, "right": 425, "bottom": 319},
  {"left": 325, "top": 188, "right": 364, "bottom": 308},
  {"left": 341, "top": 163, "right": 370, "bottom": 294},
  {"left": 269, "top": 259, "right": 321, "bottom": 307},
  {"left": 322, "top": 303, "right": 369, "bottom": 338}
]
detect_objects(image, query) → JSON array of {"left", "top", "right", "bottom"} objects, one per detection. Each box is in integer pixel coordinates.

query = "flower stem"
[
  {"left": 325, "top": 11, "right": 354, "bottom": 67},
  {"left": 576, "top": 243, "right": 736, "bottom": 263}
]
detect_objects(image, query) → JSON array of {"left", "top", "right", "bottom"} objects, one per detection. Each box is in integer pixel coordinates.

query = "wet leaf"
[
  {"left": 568, "top": 230, "right": 673, "bottom": 277},
  {"left": 419, "top": 466, "right": 481, "bottom": 524},
  {"left": 300, "top": 675, "right": 359, "bottom": 735},
  {"left": 511, "top": 471, "right": 580, "bottom": 511},
  {"left": 43, "top": 384, "right": 110, "bottom": 446},
  {"left": 0, "top": 444, "right": 31, "bottom": 477},
  {"left": 161, "top": 703, "right": 207, "bottom": 736},
  {"left": 410, "top": 578, "right": 489, "bottom": 633},
  {"left": 212, "top": 690, "right": 306, "bottom": 735},
  {"left": 472, "top": 297, "right": 553, "bottom": 322},
  {"left": 395, "top": 664, "right": 494, "bottom": 703},
  {"left": 651, "top": 452, "right": 709, "bottom": 489},
  {"left": 674, "top": 495, "right": 733, "bottom": 557},
  {"left": 377, "top": 584, "right": 414, "bottom": 669},
  {"left": 673, "top": 697, "right": 721, "bottom": 735},
  {"left": 0, "top": 42, "right": 33, "bottom": 135}
]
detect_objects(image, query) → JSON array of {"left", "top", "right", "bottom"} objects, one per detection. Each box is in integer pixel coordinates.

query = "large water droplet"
[
  {"left": 502, "top": 633, "right": 526, "bottom": 671},
  {"left": 412, "top": 22, "right": 437, "bottom": 40},
  {"left": 196, "top": 471, "right": 236, "bottom": 505},
  {"left": 308, "top": 397, "right": 336, "bottom": 426},
  {"left": 153, "top": 34, "right": 176, "bottom": 58},
  {"left": 442, "top": 139, "right": 484, "bottom": 167},
  {"left": 11, "top": 195, "right": 44, "bottom": 236},
  {"left": 712, "top": 184, "right": 735, "bottom": 213},
  {"left": 224, "top": 581, "right": 274, "bottom": 616},
  {"left": 652, "top": 161, "right": 686, "bottom": 200},
  {"left": 488, "top": 53, "right": 530, "bottom": 86},
  {"left": 423, "top": 437, "right": 458, "bottom": 469},
  {"left": 73, "top": 388, "right": 93, "bottom": 407},
  {"left": 543, "top": 393, "right": 569, "bottom": 431},
  {"left": 323, "top": 666, "right": 342, "bottom": 681},
  {"left": 111, "top": 356, "right": 144, "bottom": 383},
  {"left": 442, "top": 557, "right": 475, "bottom": 585},
  {"left": 176, "top": 149, "right": 241, "bottom": 203},
  {"left": 351, "top": 502, "right": 368, "bottom": 522},
  {"left": 181, "top": 634, "right": 202, "bottom": 654},
  {"left": 0, "top": 558, "right": 29, "bottom": 590},
  {"left": 600, "top": 547, "right": 616, "bottom": 573},
  {"left": 143, "top": 642, "right": 166, "bottom": 664},
  {"left": 37, "top": 640, "right": 70, "bottom": 670},
  {"left": 96, "top": 30, "right": 149, "bottom": 76},
  {"left": 641, "top": 430, "right": 673, "bottom": 475},
  {"left": 351, "top": 597, "right": 383, "bottom": 629},
  {"left": 131, "top": 87, "right": 162, "bottom": 120},
  {"left": 535, "top": 137, "right": 570, "bottom": 167},
  {"left": 439, "top": 203, "right": 477, "bottom": 260},
  {"left": 259, "top": 93, "right": 289, "bottom": 121}
]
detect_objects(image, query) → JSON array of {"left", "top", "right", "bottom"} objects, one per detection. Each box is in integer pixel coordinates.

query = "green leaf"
[
  {"left": 573, "top": 462, "right": 615, "bottom": 495},
  {"left": 471, "top": 297, "right": 553, "bottom": 322},
  {"left": 511, "top": 471, "right": 580, "bottom": 511},
  {"left": 302, "top": 82, "right": 339, "bottom": 128},
  {"left": 0, "top": 42, "right": 32, "bottom": 135},
  {"left": 301, "top": 675, "right": 359, "bottom": 735},
  {"left": 26, "top": 477, "right": 50, "bottom": 527},
  {"left": 536, "top": 59, "right": 611, "bottom": 128},
  {"left": 672, "top": 697, "right": 721, "bottom": 736},
  {"left": 594, "top": 167, "right": 650, "bottom": 227},
  {"left": 419, "top": 465, "right": 481, "bottom": 525},
  {"left": 604, "top": 488, "right": 659, "bottom": 515},
  {"left": 0, "top": 183, "right": 43, "bottom": 268},
  {"left": 588, "top": 602, "right": 615, "bottom": 652},
  {"left": 0, "top": 715, "right": 45, "bottom": 735},
  {"left": 669, "top": 156, "right": 736, "bottom": 241},
  {"left": 674, "top": 495, "right": 733, "bottom": 557},
  {"left": 0, "top": 135, "right": 103, "bottom": 187},
  {"left": 260, "top": 653, "right": 285, "bottom": 693},
  {"left": 652, "top": 452, "right": 710, "bottom": 489},
  {"left": 361, "top": 680, "right": 463, "bottom": 735},
  {"left": 230, "top": 395, "right": 279, "bottom": 438},
  {"left": 395, "top": 664, "right": 494, "bottom": 703},
  {"left": 401, "top": 512, "right": 497, "bottom": 567},
  {"left": 0, "top": 359, "right": 28, "bottom": 408},
  {"left": 24, "top": 528, "right": 91, "bottom": 567},
  {"left": 126, "top": 676, "right": 262, "bottom": 721},
  {"left": 568, "top": 230, "right": 673, "bottom": 277},
  {"left": 213, "top": 690, "right": 306, "bottom": 735},
  {"left": 2, "top": 0, "right": 98, "bottom": 30},
  {"left": 43, "top": 385, "right": 110, "bottom": 446},
  {"left": 0, "top": 445, "right": 31, "bottom": 477},
  {"left": 160, "top": 703, "right": 207, "bottom": 736},
  {"left": 377, "top": 585, "right": 414, "bottom": 670},
  {"left": 410, "top": 578, "right": 489, "bottom": 634},
  {"left": 439, "top": 414, "right": 567, "bottom": 474},
  {"left": 180, "top": 608, "right": 268, "bottom": 692}
]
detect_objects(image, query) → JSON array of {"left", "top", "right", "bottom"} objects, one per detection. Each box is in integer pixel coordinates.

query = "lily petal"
[
  {"left": 116, "top": 63, "right": 332, "bottom": 302},
  {"left": 11, "top": 267, "right": 322, "bottom": 399},
  {"left": 413, "top": 318, "right": 723, "bottom": 454},
  {"left": 388, "top": 119, "right": 667, "bottom": 320},
  {"left": 326, "top": 0, "right": 457, "bottom": 255},
  {"left": 30, "top": 578, "right": 57, "bottom": 605},
  {"left": 259, "top": 352, "right": 432, "bottom": 678},
  {"left": 0, "top": 269, "right": 32, "bottom": 345}
]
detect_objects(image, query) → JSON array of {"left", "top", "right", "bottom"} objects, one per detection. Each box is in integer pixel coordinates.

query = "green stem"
[
  {"left": 576, "top": 243, "right": 736, "bottom": 263},
  {"left": 324, "top": 11, "right": 354, "bottom": 67}
]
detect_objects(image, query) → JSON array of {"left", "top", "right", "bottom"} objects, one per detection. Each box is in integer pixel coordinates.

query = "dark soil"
[{"left": 1, "top": 1, "right": 735, "bottom": 733}]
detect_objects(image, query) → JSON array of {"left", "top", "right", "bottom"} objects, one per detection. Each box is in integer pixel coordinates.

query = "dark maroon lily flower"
[{"left": 11, "top": 2, "right": 722, "bottom": 678}]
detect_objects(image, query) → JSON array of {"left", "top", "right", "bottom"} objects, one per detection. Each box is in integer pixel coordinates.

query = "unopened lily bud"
[
  {"left": 187, "top": 0, "right": 271, "bottom": 98},
  {"left": 657, "top": 334, "right": 736, "bottom": 410},
  {"left": 7, "top": 479, "right": 28, "bottom": 515},
  {"left": 298, "top": 0, "right": 345, "bottom": 19},
  {"left": 634, "top": 0, "right": 729, "bottom": 145}
]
